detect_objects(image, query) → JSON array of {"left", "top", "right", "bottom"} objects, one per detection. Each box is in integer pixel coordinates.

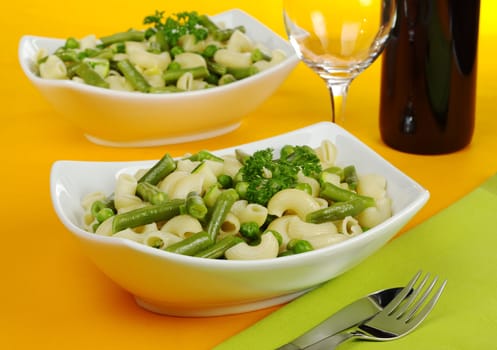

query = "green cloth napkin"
[{"left": 214, "top": 174, "right": 497, "bottom": 350}]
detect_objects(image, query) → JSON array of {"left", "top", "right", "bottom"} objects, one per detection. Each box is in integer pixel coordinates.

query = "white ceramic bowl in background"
[
  {"left": 19, "top": 9, "right": 299, "bottom": 147},
  {"left": 50, "top": 122, "right": 429, "bottom": 316}
]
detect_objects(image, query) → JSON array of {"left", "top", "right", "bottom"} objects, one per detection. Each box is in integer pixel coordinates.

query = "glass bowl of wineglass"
[{"left": 283, "top": 0, "right": 397, "bottom": 125}]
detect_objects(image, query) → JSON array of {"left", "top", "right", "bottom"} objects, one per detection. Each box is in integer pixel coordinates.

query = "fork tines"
[{"left": 365, "top": 270, "right": 447, "bottom": 337}]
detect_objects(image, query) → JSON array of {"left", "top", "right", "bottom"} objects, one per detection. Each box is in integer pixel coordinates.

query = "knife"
[{"left": 276, "top": 287, "right": 403, "bottom": 350}]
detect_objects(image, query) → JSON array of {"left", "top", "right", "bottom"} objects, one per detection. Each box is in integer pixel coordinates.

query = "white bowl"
[
  {"left": 19, "top": 9, "right": 299, "bottom": 147},
  {"left": 50, "top": 122, "right": 429, "bottom": 316}
]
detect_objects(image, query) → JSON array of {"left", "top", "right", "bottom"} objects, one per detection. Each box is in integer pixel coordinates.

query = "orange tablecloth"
[{"left": 2, "top": 1, "right": 496, "bottom": 349}]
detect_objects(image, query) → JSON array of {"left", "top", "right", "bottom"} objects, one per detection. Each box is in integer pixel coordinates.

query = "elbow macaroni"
[
  {"left": 173, "top": 52, "right": 207, "bottom": 69},
  {"left": 227, "top": 30, "right": 254, "bottom": 52},
  {"left": 225, "top": 232, "right": 279, "bottom": 260},
  {"left": 125, "top": 41, "right": 171, "bottom": 71},
  {"left": 39, "top": 55, "right": 67, "bottom": 79},
  {"left": 287, "top": 215, "right": 338, "bottom": 239},
  {"left": 218, "top": 212, "right": 241, "bottom": 239},
  {"left": 143, "top": 231, "right": 182, "bottom": 249},
  {"left": 231, "top": 200, "right": 268, "bottom": 227},
  {"left": 315, "top": 140, "right": 338, "bottom": 169},
  {"left": 214, "top": 49, "right": 252, "bottom": 68},
  {"left": 267, "top": 188, "right": 322, "bottom": 220},
  {"left": 161, "top": 215, "right": 203, "bottom": 238},
  {"left": 114, "top": 173, "right": 141, "bottom": 211}
]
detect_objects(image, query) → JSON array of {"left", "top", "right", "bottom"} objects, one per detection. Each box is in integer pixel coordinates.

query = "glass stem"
[{"left": 326, "top": 80, "right": 351, "bottom": 125}]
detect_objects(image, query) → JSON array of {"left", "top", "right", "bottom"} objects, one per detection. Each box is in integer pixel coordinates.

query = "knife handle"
[
  {"left": 304, "top": 332, "right": 355, "bottom": 350},
  {"left": 275, "top": 344, "right": 300, "bottom": 350}
]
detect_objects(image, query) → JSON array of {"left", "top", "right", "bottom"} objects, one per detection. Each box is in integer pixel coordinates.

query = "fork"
[{"left": 305, "top": 271, "right": 447, "bottom": 350}]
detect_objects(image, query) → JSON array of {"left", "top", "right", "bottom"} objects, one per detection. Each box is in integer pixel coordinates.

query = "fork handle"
[{"left": 304, "top": 332, "right": 357, "bottom": 350}]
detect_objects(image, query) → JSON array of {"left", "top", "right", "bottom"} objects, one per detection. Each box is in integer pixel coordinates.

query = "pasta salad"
[
  {"left": 34, "top": 11, "right": 288, "bottom": 93},
  {"left": 82, "top": 140, "right": 392, "bottom": 260}
]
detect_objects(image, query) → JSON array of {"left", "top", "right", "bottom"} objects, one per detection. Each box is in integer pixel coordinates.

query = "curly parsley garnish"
[
  {"left": 143, "top": 11, "right": 209, "bottom": 48},
  {"left": 239, "top": 146, "right": 322, "bottom": 206}
]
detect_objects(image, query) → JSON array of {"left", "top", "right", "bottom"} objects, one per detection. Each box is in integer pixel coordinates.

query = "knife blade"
[{"left": 276, "top": 287, "right": 403, "bottom": 350}]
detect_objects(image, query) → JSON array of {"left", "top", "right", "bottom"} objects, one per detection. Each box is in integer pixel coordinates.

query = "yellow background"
[{"left": 2, "top": 1, "right": 496, "bottom": 349}]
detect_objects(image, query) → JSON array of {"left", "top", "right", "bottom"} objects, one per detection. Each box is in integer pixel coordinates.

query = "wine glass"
[{"left": 283, "top": 0, "right": 397, "bottom": 125}]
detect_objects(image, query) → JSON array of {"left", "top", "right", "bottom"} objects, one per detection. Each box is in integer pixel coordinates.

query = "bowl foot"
[
  {"left": 134, "top": 289, "right": 312, "bottom": 317},
  {"left": 84, "top": 123, "right": 241, "bottom": 148}
]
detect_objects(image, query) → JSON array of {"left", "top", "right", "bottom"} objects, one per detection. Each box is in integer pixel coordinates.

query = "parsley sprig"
[
  {"left": 240, "top": 146, "right": 323, "bottom": 206},
  {"left": 143, "top": 11, "right": 209, "bottom": 48}
]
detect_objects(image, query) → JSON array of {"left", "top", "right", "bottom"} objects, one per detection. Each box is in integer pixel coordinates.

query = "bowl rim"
[
  {"left": 18, "top": 8, "right": 300, "bottom": 100},
  {"left": 50, "top": 122, "right": 430, "bottom": 269}
]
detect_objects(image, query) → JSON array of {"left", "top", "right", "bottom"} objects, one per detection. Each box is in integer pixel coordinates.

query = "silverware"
[
  {"left": 306, "top": 271, "right": 447, "bottom": 350},
  {"left": 276, "top": 286, "right": 404, "bottom": 350}
]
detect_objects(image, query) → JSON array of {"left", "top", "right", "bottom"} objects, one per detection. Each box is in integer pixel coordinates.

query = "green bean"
[
  {"left": 74, "top": 62, "right": 110, "bottom": 88},
  {"left": 202, "top": 44, "right": 218, "bottom": 59},
  {"left": 194, "top": 235, "right": 244, "bottom": 259},
  {"left": 187, "top": 150, "right": 224, "bottom": 162},
  {"left": 55, "top": 50, "right": 80, "bottom": 63},
  {"left": 212, "top": 26, "right": 246, "bottom": 42},
  {"left": 319, "top": 182, "right": 375, "bottom": 205},
  {"left": 306, "top": 198, "right": 375, "bottom": 224},
  {"left": 154, "top": 30, "right": 169, "bottom": 52},
  {"left": 100, "top": 30, "right": 145, "bottom": 46},
  {"left": 116, "top": 59, "right": 151, "bottom": 92},
  {"left": 83, "top": 58, "right": 110, "bottom": 78},
  {"left": 112, "top": 199, "right": 184, "bottom": 233},
  {"left": 95, "top": 208, "right": 115, "bottom": 223},
  {"left": 343, "top": 165, "right": 359, "bottom": 191},
  {"left": 227, "top": 66, "right": 258, "bottom": 80},
  {"left": 218, "top": 74, "right": 236, "bottom": 85},
  {"left": 198, "top": 14, "right": 220, "bottom": 33},
  {"left": 206, "top": 189, "right": 239, "bottom": 241},
  {"left": 81, "top": 48, "right": 101, "bottom": 58},
  {"left": 165, "top": 231, "right": 212, "bottom": 256},
  {"left": 65, "top": 62, "right": 79, "bottom": 79},
  {"left": 251, "top": 48, "right": 271, "bottom": 62},
  {"left": 163, "top": 66, "right": 209, "bottom": 84},
  {"left": 136, "top": 182, "right": 168, "bottom": 204},
  {"left": 138, "top": 153, "right": 176, "bottom": 185},
  {"left": 197, "top": 16, "right": 245, "bottom": 43},
  {"left": 207, "top": 60, "right": 227, "bottom": 76},
  {"left": 93, "top": 48, "right": 114, "bottom": 60},
  {"left": 185, "top": 191, "right": 208, "bottom": 220}
]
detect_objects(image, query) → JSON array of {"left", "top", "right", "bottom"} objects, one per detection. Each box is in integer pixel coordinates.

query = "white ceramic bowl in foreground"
[
  {"left": 19, "top": 9, "right": 299, "bottom": 147},
  {"left": 50, "top": 122, "right": 429, "bottom": 316}
]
